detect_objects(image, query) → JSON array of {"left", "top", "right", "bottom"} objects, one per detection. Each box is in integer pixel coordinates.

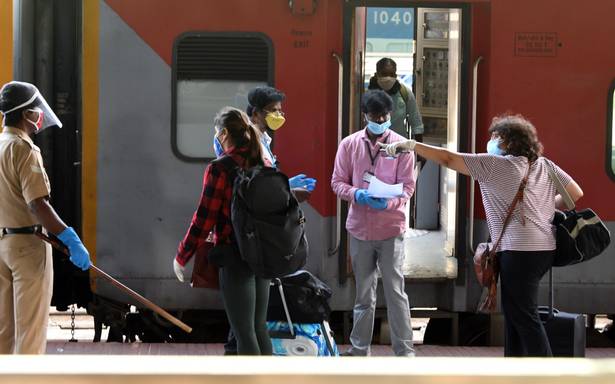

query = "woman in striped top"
[{"left": 380, "top": 114, "right": 583, "bottom": 357}]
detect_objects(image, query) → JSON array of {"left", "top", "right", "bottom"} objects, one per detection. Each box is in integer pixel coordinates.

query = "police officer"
[{"left": 0, "top": 81, "right": 91, "bottom": 354}]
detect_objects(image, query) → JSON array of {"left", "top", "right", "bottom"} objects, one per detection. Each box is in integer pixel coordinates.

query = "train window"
[
  {"left": 610, "top": 82, "right": 615, "bottom": 178},
  {"left": 172, "top": 32, "right": 273, "bottom": 161}
]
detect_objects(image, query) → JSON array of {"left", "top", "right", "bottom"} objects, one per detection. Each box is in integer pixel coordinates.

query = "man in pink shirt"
[{"left": 331, "top": 90, "right": 416, "bottom": 356}]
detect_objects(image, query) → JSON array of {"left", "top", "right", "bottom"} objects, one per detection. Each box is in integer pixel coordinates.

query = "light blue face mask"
[
  {"left": 366, "top": 119, "right": 391, "bottom": 135},
  {"left": 213, "top": 136, "right": 224, "bottom": 158},
  {"left": 486, "top": 138, "right": 505, "bottom": 156}
]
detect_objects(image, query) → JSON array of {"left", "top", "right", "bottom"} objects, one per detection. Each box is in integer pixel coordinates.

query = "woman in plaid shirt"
[{"left": 173, "top": 107, "right": 272, "bottom": 355}]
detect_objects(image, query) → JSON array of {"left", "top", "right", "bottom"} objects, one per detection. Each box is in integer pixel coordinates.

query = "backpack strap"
[
  {"left": 399, "top": 83, "right": 409, "bottom": 104},
  {"left": 399, "top": 84, "right": 411, "bottom": 138}
]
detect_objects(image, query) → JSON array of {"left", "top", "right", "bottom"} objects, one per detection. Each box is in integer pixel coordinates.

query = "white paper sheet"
[{"left": 367, "top": 176, "right": 403, "bottom": 199}]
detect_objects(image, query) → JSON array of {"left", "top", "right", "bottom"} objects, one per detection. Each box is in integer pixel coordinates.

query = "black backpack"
[
  {"left": 267, "top": 270, "right": 332, "bottom": 323},
  {"left": 214, "top": 156, "right": 308, "bottom": 278}
]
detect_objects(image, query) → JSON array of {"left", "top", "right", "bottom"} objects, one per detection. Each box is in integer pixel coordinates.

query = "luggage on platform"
[
  {"left": 267, "top": 276, "right": 338, "bottom": 356},
  {"left": 539, "top": 269, "right": 586, "bottom": 357}
]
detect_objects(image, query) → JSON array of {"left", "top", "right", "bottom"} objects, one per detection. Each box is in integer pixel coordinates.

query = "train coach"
[{"left": 1, "top": 0, "right": 614, "bottom": 344}]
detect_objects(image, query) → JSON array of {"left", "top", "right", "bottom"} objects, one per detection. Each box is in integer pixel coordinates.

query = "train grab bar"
[
  {"left": 328, "top": 52, "right": 343, "bottom": 257},
  {"left": 469, "top": 56, "right": 483, "bottom": 253}
]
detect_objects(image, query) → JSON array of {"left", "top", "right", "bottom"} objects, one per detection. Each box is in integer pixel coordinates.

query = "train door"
[
  {"left": 343, "top": 4, "right": 464, "bottom": 281},
  {"left": 413, "top": 8, "right": 462, "bottom": 269}
]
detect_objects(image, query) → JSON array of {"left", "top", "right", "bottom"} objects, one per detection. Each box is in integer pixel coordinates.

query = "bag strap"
[
  {"left": 546, "top": 160, "right": 575, "bottom": 210},
  {"left": 398, "top": 85, "right": 411, "bottom": 138},
  {"left": 492, "top": 162, "right": 532, "bottom": 252}
]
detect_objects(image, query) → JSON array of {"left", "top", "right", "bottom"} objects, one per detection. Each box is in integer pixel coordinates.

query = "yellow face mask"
[{"left": 264, "top": 111, "right": 286, "bottom": 131}]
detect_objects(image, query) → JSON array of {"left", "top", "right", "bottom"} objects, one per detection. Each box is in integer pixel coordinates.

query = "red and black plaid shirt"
[{"left": 175, "top": 147, "right": 247, "bottom": 266}]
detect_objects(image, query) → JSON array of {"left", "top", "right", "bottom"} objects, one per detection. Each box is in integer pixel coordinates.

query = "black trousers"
[{"left": 499, "top": 250, "right": 554, "bottom": 357}]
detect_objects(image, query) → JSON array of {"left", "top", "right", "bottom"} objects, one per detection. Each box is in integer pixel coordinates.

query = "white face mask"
[
  {"left": 376, "top": 76, "right": 397, "bottom": 91},
  {"left": 25, "top": 108, "right": 44, "bottom": 131}
]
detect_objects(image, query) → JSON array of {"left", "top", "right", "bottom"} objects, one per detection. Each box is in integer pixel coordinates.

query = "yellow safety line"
[
  {"left": 82, "top": 0, "right": 99, "bottom": 289},
  {"left": 0, "top": 0, "right": 12, "bottom": 84}
]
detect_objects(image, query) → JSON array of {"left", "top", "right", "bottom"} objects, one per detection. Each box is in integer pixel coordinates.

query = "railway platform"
[{"left": 2, "top": 354, "right": 615, "bottom": 384}]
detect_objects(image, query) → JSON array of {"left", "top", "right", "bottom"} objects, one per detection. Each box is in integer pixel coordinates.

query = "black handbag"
[
  {"left": 552, "top": 208, "right": 610, "bottom": 266},
  {"left": 547, "top": 162, "right": 611, "bottom": 267}
]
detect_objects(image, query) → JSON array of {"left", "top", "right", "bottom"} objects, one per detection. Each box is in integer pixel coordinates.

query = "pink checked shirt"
[{"left": 331, "top": 128, "right": 415, "bottom": 241}]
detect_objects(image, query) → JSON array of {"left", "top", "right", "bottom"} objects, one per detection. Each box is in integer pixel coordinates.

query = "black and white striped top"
[{"left": 463, "top": 154, "right": 572, "bottom": 251}]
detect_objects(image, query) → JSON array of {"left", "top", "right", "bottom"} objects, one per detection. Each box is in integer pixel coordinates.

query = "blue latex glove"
[
  {"left": 304, "top": 178, "right": 317, "bottom": 192},
  {"left": 366, "top": 196, "right": 388, "bottom": 210},
  {"left": 289, "top": 174, "right": 317, "bottom": 191},
  {"left": 354, "top": 189, "right": 369, "bottom": 205},
  {"left": 57, "top": 227, "right": 91, "bottom": 271},
  {"left": 288, "top": 174, "right": 307, "bottom": 189}
]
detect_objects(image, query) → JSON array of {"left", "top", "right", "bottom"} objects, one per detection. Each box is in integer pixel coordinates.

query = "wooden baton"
[{"left": 35, "top": 230, "right": 192, "bottom": 334}]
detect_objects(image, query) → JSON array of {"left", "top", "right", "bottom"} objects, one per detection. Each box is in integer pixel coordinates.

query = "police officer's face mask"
[
  {"left": 0, "top": 81, "right": 62, "bottom": 132},
  {"left": 25, "top": 108, "right": 44, "bottom": 131}
]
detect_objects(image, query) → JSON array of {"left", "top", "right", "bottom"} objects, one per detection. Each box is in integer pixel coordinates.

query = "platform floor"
[
  {"left": 45, "top": 341, "right": 615, "bottom": 358},
  {"left": 4, "top": 355, "right": 615, "bottom": 384}
]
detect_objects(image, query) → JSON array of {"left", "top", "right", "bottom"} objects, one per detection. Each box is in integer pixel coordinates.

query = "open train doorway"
[{"left": 347, "top": 5, "right": 464, "bottom": 280}]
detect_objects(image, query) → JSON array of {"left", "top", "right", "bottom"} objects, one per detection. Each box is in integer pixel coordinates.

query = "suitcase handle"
[
  {"left": 272, "top": 278, "right": 295, "bottom": 337},
  {"left": 548, "top": 268, "right": 554, "bottom": 318},
  {"left": 538, "top": 305, "right": 559, "bottom": 316}
]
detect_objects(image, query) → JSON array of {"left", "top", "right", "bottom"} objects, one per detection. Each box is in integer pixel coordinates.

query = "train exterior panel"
[
  {"left": 87, "top": 0, "right": 351, "bottom": 310},
  {"left": 84, "top": 0, "right": 615, "bottom": 315},
  {"left": 3, "top": 0, "right": 614, "bottom": 332}
]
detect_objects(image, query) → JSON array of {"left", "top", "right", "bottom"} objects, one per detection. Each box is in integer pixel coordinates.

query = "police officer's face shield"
[{"left": 0, "top": 81, "right": 62, "bottom": 132}]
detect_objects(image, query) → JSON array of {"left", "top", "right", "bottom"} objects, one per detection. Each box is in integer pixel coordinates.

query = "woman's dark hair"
[
  {"left": 246, "top": 86, "right": 285, "bottom": 117},
  {"left": 376, "top": 57, "right": 396, "bottom": 74},
  {"left": 361, "top": 90, "right": 393, "bottom": 114},
  {"left": 488, "top": 114, "right": 543, "bottom": 162},
  {"left": 214, "top": 106, "right": 263, "bottom": 167}
]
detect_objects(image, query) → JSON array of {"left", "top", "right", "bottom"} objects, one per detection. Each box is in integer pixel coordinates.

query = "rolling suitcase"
[
  {"left": 538, "top": 269, "right": 586, "bottom": 357},
  {"left": 267, "top": 278, "right": 339, "bottom": 356}
]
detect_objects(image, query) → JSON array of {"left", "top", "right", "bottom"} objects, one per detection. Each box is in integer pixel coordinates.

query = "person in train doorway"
[
  {"left": 380, "top": 114, "right": 584, "bottom": 357},
  {"left": 0, "top": 81, "right": 91, "bottom": 354},
  {"left": 368, "top": 57, "right": 424, "bottom": 142},
  {"left": 173, "top": 107, "right": 272, "bottom": 355},
  {"left": 368, "top": 57, "right": 424, "bottom": 229},
  {"left": 218, "top": 86, "right": 318, "bottom": 355},
  {"left": 331, "top": 90, "right": 416, "bottom": 357}
]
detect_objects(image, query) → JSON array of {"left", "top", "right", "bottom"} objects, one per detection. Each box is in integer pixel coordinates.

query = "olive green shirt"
[{"left": 389, "top": 85, "right": 424, "bottom": 139}]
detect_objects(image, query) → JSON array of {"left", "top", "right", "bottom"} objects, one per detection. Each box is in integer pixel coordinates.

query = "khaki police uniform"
[{"left": 0, "top": 126, "right": 53, "bottom": 354}]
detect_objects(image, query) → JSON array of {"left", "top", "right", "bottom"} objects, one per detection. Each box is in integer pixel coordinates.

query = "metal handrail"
[
  {"left": 469, "top": 56, "right": 483, "bottom": 252},
  {"left": 328, "top": 52, "right": 343, "bottom": 257}
]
